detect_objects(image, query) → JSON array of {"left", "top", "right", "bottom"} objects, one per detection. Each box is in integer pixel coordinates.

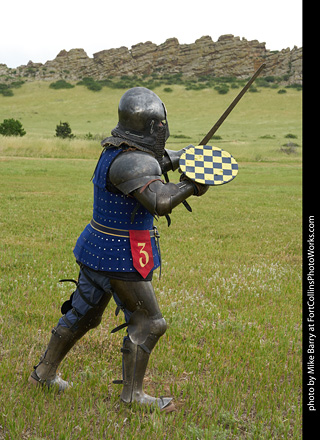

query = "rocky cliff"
[{"left": 0, "top": 35, "right": 302, "bottom": 85}]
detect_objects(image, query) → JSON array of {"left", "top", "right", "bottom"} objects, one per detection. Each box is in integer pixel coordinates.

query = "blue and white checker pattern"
[{"left": 179, "top": 145, "right": 239, "bottom": 186}]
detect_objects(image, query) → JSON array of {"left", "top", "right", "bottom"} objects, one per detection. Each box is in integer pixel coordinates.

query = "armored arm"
[
  {"left": 132, "top": 179, "right": 195, "bottom": 216},
  {"left": 159, "top": 148, "right": 186, "bottom": 174},
  {"left": 108, "top": 150, "right": 196, "bottom": 217}
]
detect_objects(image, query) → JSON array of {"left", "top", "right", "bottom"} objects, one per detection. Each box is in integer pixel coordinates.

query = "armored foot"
[
  {"left": 121, "top": 391, "right": 175, "bottom": 411},
  {"left": 28, "top": 369, "right": 71, "bottom": 392}
]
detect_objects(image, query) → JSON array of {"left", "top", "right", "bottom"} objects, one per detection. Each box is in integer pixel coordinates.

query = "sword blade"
[{"left": 199, "top": 63, "right": 266, "bottom": 145}]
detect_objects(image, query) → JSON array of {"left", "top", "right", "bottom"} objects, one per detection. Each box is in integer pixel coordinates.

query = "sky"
[{"left": 1, "top": 0, "right": 303, "bottom": 69}]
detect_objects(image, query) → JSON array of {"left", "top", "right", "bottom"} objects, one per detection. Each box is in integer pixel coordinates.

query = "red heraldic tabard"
[{"left": 129, "top": 230, "right": 154, "bottom": 278}]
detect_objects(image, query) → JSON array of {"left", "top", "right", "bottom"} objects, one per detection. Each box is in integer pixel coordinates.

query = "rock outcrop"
[{"left": 2, "top": 35, "right": 302, "bottom": 85}]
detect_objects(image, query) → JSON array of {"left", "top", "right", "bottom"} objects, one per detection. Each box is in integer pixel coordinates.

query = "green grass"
[
  {"left": 0, "top": 81, "right": 302, "bottom": 162},
  {"left": 0, "top": 83, "right": 302, "bottom": 439}
]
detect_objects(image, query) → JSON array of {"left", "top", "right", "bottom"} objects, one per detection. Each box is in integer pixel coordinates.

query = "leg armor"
[
  {"left": 29, "top": 266, "right": 112, "bottom": 391},
  {"left": 110, "top": 279, "right": 173, "bottom": 410}
]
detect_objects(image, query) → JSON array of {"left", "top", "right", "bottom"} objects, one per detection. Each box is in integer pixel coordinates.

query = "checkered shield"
[{"left": 179, "top": 145, "right": 239, "bottom": 186}]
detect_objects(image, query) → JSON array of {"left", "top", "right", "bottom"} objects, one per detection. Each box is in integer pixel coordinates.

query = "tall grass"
[{"left": 0, "top": 84, "right": 302, "bottom": 439}]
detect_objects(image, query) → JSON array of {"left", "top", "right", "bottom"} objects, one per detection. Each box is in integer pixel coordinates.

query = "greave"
[
  {"left": 120, "top": 338, "right": 172, "bottom": 410},
  {"left": 29, "top": 325, "right": 82, "bottom": 390},
  {"left": 29, "top": 289, "right": 112, "bottom": 391}
]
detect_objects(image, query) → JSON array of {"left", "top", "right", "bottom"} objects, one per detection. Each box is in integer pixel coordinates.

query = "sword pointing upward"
[{"left": 199, "top": 63, "right": 266, "bottom": 146}]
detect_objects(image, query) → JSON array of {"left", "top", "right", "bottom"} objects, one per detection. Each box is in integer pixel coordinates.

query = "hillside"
[{"left": 0, "top": 81, "right": 302, "bottom": 166}]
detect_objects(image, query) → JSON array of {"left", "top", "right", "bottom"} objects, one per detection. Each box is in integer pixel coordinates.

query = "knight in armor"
[{"left": 29, "top": 87, "right": 208, "bottom": 411}]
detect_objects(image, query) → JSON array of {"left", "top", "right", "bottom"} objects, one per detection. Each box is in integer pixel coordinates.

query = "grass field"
[{"left": 0, "top": 82, "right": 302, "bottom": 439}]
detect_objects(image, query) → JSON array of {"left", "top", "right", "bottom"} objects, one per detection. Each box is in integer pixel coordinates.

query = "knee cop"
[{"left": 112, "top": 308, "right": 167, "bottom": 353}]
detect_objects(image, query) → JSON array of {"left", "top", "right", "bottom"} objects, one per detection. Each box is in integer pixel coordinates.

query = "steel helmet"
[{"left": 111, "top": 87, "right": 170, "bottom": 159}]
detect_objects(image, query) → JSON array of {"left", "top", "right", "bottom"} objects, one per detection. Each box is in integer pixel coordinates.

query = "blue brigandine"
[{"left": 73, "top": 147, "right": 160, "bottom": 273}]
